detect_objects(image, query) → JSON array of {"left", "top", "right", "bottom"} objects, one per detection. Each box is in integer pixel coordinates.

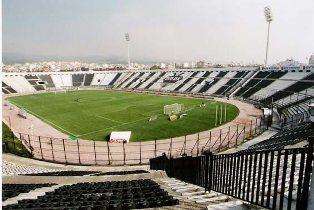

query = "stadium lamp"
[
  {"left": 125, "top": 33, "right": 131, "bottom": 69},
  {"left": 264, "top": 6, "right": 273, "bottom": 67}
]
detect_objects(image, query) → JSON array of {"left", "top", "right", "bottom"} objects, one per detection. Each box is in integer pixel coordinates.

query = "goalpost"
[{"left": 164, "top": 103, "right": 183, "bottom": 115}]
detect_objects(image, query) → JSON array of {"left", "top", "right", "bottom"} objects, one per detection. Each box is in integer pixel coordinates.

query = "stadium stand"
[
  {"left": 2, "top": 68, "right": 313, "bottom": 96},
  {"left": 108, "top": 72, "right": 122, "bottom": 86},
  {"left": 72, "top": 74, "right": 84, "bottom": 87},
  {"left": 206, "top": 71, "right": 237, "bottom": 95},
  {"left": 260, "top": 73, "right": 314, "bottom": 104},
  {"left": 198, "top": 71, "right": 227, "bottom": 93},
  {"left": 3, "top": 76, "right": 36, "bottom": 93},
  {"left": 115, "top": 72, "right": 135, "bottom": 88},
  {"left": 2, "top": 184, "right": 55, "bottom": 201},
  {"left": 174, "top": 71, "right": 199, "bottom": 92},
  {"left": 23, "top": 75, "right": 46, "bottom": 91},
  {"left": 179, "top": 71, "right": 204, "bottom": 92},
  {"left": 137, "top": 72, "right": 159, "bottom": 89},
  {"left": 55, "top": 74, "right": 71, "bottom": 87},
  {"left": 275, "top": 88, "right": 313, "bottom": 108},
  {"left": 2, "top": 82, "right": 17, "bottom": 94},
  {"left": 235, "top": 71, "right": 287, "bottom": 98},
  {"left": 3, "top": 180, "right": 179, "bottom": 209},
  {"left": 145, "top": 72, "right": 166, "bottom": 89},
  {"left": 161, "top": 71, "right": 186, "bottom": 92},
  {"left": 124, "top": 72, "right": 145, "bottom": 89},
  {"left": 50, "top": 74, "right": 64, "bottom": 88},
  {"left": 83, "top": 73, "right": 94, "bottom": 86},
  {"left": 214, "top": 71, "right": 249, "bottom": 95},
  {"left": 188, "top": 71, "right": 212, "bottom": 92},
  {"left": 38, "top": 75, "right": 55, "bottom": 88},
  {"left": 245, "top": 123, "right": 311, "bottom": 151},
  {"left": 251, "top": 71, "right": 311, "bottom": 100},
  {"left": 133, "top": 72, "right": 156, "bottom": 89}
]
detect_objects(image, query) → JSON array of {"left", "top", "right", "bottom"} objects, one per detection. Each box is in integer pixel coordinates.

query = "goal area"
[{"left": 163, "top": 103, "right": 183, "bottom": 115}]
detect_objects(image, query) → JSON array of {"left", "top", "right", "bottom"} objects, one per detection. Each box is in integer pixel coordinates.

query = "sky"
[{"left": 2, "top": 0, "right": 314, "bottom": 64}]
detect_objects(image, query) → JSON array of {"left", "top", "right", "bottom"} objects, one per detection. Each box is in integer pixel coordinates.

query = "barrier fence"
[
  {"left": 150, "top": 137, "right": 314, "bottom": 210},
  {"left": 4, "top": 117, "right": 266, "bottom": 165}
]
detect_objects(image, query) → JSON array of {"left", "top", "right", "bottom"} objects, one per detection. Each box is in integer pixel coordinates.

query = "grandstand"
[{"left": 2, "top": 65, "right": 314, "bottom": 209}]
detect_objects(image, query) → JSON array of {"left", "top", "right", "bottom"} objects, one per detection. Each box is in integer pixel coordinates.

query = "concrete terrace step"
[
  {"left": 195, "top": 195, "right": 231, "bottom": 204},
  {"left": 207, "top": 200, "right": 244, "bottom": 209}
]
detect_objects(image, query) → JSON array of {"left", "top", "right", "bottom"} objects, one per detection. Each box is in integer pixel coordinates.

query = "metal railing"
[
  {"left": 150, "top": 137, "right": 313, "bottom": 210},
  {"left": 8, "top": 117, "right": 266, "bottom": 166}
]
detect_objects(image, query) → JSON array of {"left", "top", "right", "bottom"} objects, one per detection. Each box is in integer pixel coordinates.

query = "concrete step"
[
  {"left": 207, "top": 200, "right": 244, "bottom": 209},
  {"left": 181, "top": 189, "right": 206, "bottom": 196},
  {"left": 195, "top": 195, "right": 230, "bottom": 204}
]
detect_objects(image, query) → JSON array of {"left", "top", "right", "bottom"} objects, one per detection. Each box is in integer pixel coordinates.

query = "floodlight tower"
[
  {"left": 264, "top": 6, "right": 273, "bottom": 67},
  {"left": 125, "top": 33, "right": 131, "bottom": 69}
]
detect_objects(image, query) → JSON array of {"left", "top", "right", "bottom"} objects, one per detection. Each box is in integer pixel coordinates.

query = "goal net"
[{"left": 164, "top": 103, "right": 183, "bottom": 115}]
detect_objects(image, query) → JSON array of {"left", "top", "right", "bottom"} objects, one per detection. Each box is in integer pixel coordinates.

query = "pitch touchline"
[{"left": 9, "top": 101, "right": 77, "bottom": 137}]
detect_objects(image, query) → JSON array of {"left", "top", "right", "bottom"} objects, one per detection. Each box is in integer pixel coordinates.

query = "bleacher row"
[
  {"left": 2, "top": 184, "right": 55, "bottom": 201},
  {"left": 3, "top": 180, "right": 179, "bottom": 209},
  {"left": 245, "top": 123, "right": 311, "bottom": 152}
]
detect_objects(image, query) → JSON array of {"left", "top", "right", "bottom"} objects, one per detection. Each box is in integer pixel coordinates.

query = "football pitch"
[{"left": 8, "top": 90, "right": 239, "bottom": 142}]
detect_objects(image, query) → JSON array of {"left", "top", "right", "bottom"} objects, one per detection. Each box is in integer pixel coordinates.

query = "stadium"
[
  {"left": 2, "top": 1, "right": 314, "bottom": 210},
  {"left": 2, "top": 65, "right": 314, "bottom": 209}
]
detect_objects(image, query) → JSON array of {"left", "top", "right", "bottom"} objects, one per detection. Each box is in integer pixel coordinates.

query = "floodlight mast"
[
  {"left": 264, "top": 6, "right": 273, "bottom": 67},
  {"left": 125, "top": 33, "right": 131, "bottom": 69}
]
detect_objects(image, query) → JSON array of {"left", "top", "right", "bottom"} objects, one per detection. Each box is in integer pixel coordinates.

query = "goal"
[{"left": 164, "top": 103, "right": 183, "bottom": 115}]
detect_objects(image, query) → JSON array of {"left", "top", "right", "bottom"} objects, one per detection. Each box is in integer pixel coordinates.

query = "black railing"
[{"left": 150, "top": 137, "right": 313, "bottom": 210}]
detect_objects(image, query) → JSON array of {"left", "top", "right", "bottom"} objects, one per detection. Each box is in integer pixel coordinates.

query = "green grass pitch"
[{"left": 8, "top": 90, "right": 239, "bottom": 142}]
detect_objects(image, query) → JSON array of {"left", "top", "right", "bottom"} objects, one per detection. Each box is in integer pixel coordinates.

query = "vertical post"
[
  {"left": 250, "top": 120, "right": 253, "bottom": 138},
  {"left": 8, "top": 116, "right": 12, "bottom": 130},
  {"left": 218, "top": 129, "right": 222, "bottom": 152},
  {"left": 50, "top": 138, "right": 55, "bottom": 161},
  {"left": 235, "top": 124, "right": 239, "bottom": 146},
  {"left": 197, "top": 133, "right": 200, "bottom": 156},
  {"left": 215, "top": 105, "right": 218, "bottom": 126},
  {"left": 301, "top": 137, "right": 314, "bottom": 209},
  {"left": 170, "top": 137, "right": 173, "bottom": 158},
  {"left": 27, "top": 134, "right": 33, "bottom": 155},
  {"left": 205, "top": 153, "right": 210, "bottom": 192},
  {"left": 154, "top": 139, "right": 157, "bottom": 158},
  {"left": 123, "top": 141, "right": 126, "bottom": 165},
  {"left": 184, "top": 135, "right": 187, "bottom": 155},
  {"left": 38, "top": 136, "right": 43, "bottom": 160},
  {"left": 255, "top": 118, "right": 258, "bottom": 135},
  {"left": 227, "top": 126, "right": 230, "bottom": 148},
  {"left": 76, "top": 139, "right": 81, "bottom": 164},
  {"left": 243, "top": 126, "right": 246, "bottom": 143},
  {"left": 107, "top": 141, "right": 111, "bottom": 165},
  {"left": 13, "top": 133, "right": 16, "bottom": 150},
  {"left": 220, "top": 105, "right": 223, "bottom": 125},
  {"left": 93, "top": 140, "right": 97, "bottom": 165},
  {"left": 139, "top": 139, "right": 142, "bottom": 164},
  {"left": 259, "top": 116, "right": 263, "bottom": 132},
  {"left": 224, "top": 104, "right": 227, "bottom": 122},
  {"left": 62, "top": 139, "right": 67, "bottom": 164}
]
